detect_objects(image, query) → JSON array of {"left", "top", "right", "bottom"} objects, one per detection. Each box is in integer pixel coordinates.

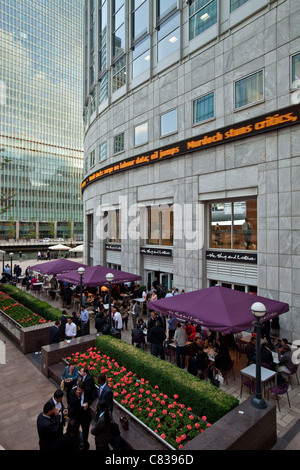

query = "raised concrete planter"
[
  {"left": 0, "top": 308, "right": 53, "bottom": 354},
  {"left": 41, "top": 338, "right": 277, "bottom": 451}
]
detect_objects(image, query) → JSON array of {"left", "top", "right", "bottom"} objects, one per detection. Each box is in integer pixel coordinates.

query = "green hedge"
[
  {"left": 0, "top": 284, "right": 62, "bottom": 322},
  {"left": 95, "top": 335, "right": 239, "bottom": 424}
]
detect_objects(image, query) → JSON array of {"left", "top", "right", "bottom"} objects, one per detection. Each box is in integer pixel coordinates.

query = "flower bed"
[
  {"left": 66, "top": 346, "right": 212, "bottom": 449},
  {"left": 0, "top": 291, "right": 50, "bottom": 327}
]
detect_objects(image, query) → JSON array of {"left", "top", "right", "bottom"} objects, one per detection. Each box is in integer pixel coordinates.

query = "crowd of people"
[{"left": 37, "top": 370, "right": 116, "bottom": 451}]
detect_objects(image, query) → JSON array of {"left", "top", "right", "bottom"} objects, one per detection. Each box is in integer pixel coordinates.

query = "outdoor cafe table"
[{"left": 240, "top": 363, "right": 277, "bottom": 394}]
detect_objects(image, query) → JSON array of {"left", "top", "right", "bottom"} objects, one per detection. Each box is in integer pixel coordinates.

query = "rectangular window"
[
  {"left": 99, "top": 72, "right": 108, "bottom": 104},
  {"left": 132, "top": 36, "right": 150, "bottom": 78},
  {"left": 134, "top": 122, "right": 148, "bottom": 146},
  {"left": 193, "top": 92, "right": 214, "bottom": 123},
  {"left": 157, "top": 11, "right": 180, "bottom": 62},
  {"left": 189, "top": 0, "right": 218, "bottom": 41},
  {"left": 230, "top": 0, "right": 249, "bottom": 12},
  {"left": 235, "top": 70, "right": 264, "bottom": 109},
  {"left": 113, "top": 0, "right": 125, "bottom": 59},
  {"left": 160, "top": 109, "right": 177, "bottom": 136},
  {"left": 87, "top": 213, "right": 94, "bottom": 244},
  {"left": 112, "top": 55, "right": 126, "bottom": 92},
  {"left": 108, "top": 209, "right": 121, "bottom": 242},
  {"left": 99, "top": 0, "right": 107, "bottom": 72},
  {"left": 210, "top": 199, "right": 257, "bottom": 251},
  {"left": 157, "top": 0, "right": 177, "bottom": 19},
  {"left": 99, "top": 142, "right": 107, "bottom": 162},
  {"left": 292, "top": 53, "right": 300, "bottom": 84},
  {"left": 90, "top": 149, "right": 95, "bottom": 167},
  {"left": 114, "top": 132, "right": 124, "bottom": 154},
  {"left": 132, "top": 0, "right": 148, "bottom": 41},
  {"left": 147, "top": 205, "right": 173, "bottom": 246}
]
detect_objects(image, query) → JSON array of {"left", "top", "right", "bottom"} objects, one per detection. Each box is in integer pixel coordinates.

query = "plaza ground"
[{"left": 0, "top": 257, "right": 300, "bottom": 450}]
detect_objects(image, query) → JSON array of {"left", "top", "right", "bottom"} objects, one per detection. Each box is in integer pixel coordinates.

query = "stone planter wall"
[
  {"left": 41, "top": 337, "right": 277, "bottom": 451},
  {"left": 0, "top": 309, "right": 53, "bottom": 354}
]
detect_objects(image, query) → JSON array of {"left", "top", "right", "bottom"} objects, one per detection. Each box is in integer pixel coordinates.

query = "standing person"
[
  {"left": 174, "top": 322, "right": 188, "bottom": 369},
  {"left": 112, "top": 306, "right": 123, "bottom": 338},
  {"left": 97, "top": 373, "right": 114, "bottom": 414},
  {"left": 56, "top": 419, "right": 84, "bottom": 451},
  {"left": 37, "top": 400, "right": 61, "bottom": 451},
  {"left": 80, "top": 306, "right": 89, "bottom": 336},
  {"left": 242, "top": 217, "right": 252, "bottom": 249},
  {"left": 167, "top": 315, "right": 177, "bottom": 340},
  {"left": 65, "top": 316, "right": 77, "bottom": 340},
  {"left": 68, "top": 380, "right": 93, "bottom": 451},
  {"left": 61, "top": 359, "right": 79, "bottom": 403},
  {"left": 80, "top": 366, "right": 97, "bottom": 401},
  {"left": 131, "top": 300, "right": 139, "bottom": 329},
  {"left": 91, "top": 399, "right": 111, "bottom": 451},
  {"left": 49, "top": 320, "right": 61, "bottom": 344},
  {"left": 50, "top": 389, "right": 67, "bottom": 435},
  {"left": 148, "top": 320, "right": 166, "bottom": 359},
  {"left": 60, "top": 310, "right": 68, "bottom": 340}
]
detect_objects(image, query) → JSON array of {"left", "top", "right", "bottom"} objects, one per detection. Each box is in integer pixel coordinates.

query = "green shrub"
[
  {"left": 0, "top": 284, "right": 62, "bottom": 322},
  {"left": 95, "top": 335, "right": 239, "bottom": 423}
]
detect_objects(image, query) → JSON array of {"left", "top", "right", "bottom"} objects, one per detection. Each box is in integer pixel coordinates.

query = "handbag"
[
  {"left": 120, "top": 416, "right": 128, "bottom": 431},
  {"left": 60, "top": 379, "right": 65, "bottom": 391}
]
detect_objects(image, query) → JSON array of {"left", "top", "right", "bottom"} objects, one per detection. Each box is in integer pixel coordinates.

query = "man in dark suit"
[
  {"left": 49, "top": 320, "right": 61, "bottom": 344},
  {"left": 68, "top": 380, "right": 94, "bottom": 450},
  {"left": 50, "top": 389, "right": 67, "bottom": 435},
  {"left": 80, "top": 366, "right": 97, "bottom": 400},
  {"left": 97, "top": 372, "right": 114, "bottom": 415},
  {"left": 37, "top": 400, "right": 61, "bottom": 450}
]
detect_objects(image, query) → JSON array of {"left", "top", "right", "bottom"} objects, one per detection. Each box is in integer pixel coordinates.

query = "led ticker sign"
[{"left": 81, "top": 104, "right": 300, "bottom": 192}]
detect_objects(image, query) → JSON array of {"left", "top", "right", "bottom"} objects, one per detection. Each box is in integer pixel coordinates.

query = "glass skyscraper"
[{"left": 0, "top": 0, "right": 84, "bottom": 240}]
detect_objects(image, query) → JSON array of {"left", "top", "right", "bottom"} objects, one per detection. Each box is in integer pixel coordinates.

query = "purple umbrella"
[
  {"left": 28, "top": 259, "right": 89, "bottom": 275},
  {"left": 147, "top": 286, "right": 289, "bottom": 334},
  {"left": 56, "top": 264, "right": 141, "bottom": 287}
]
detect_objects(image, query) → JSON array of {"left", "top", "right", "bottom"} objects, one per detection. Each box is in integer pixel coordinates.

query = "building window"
[
  {"left": 90, "top": 88, "right": 96, "bottom": 115},
  {"left": 87, "top": 213, "right": 94, "bottom": 244},
  {"left": 132, "top": 36, "right": 150, "bottom": 78},
  {"left": 235, "top": 70, "right": 264, "bottom": 109},
  {"left": 99, "top": 0, "right": 107, "bottom": 73},
  {"left": 193, "top": 92, "right": 214, "bottom": 124},
  {"left": 99, "top": 142, "right": 107, "bottom": 162},
  {"left": 292, "top": 53, "right": 300, "bottom": 84},
  {"left": 114, "top": 132, "right": 124, "bottom": 154},
  {"left": 99, "top": 72, "right": 108, "bottom": 104},
  {"left": 160, "top": 109, "right": 177, "bottom": 136},
  {"left": 113, "top": 0, "right": 125, "bottom": 60},
  {"left": 230, "top": 0, "right": 249, "bottom": 12},
  {"left": 210, "top": 199, "right": 257, "bottom": 251},
  {"left": 108, "top": 209, "right": 121, "bottom": 243},
  {"left": 189, "top": 0, "right": 218, "bottom": 41},
  {"left": 147, "top": 205, "right": 173, "bottom": 246},
  {"left": 112, "top": 55, "right": 126, "bottom": 92},
  {"left": 157, "top": 11, "right": 180, "bottom": 62},
  {"left": 90, "top": 149, "right": 95, "bottom": 167},
  {"left": 132, "top": 0, "right": 148, "bottom": 40},
  {"left": 134, "top": 122, "right": 148, "bottom": 146}
]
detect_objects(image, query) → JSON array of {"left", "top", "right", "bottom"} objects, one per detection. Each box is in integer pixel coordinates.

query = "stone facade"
[{"left": 82, "top": 1, "right": 300, "bottom": 341}]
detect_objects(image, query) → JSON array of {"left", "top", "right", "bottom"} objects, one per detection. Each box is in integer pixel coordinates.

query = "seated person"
[
  {"left": 185, "top": 321, "right": 196, "bottom": 342},
  {"left": 214, "top": 338, "right": 231, "bottom": 376},
  {"left": 260, "top": 341, "right": 275, "bottom": 369},
  {"left": 246, "top": 336, "right": 256, "bottom": 363}
]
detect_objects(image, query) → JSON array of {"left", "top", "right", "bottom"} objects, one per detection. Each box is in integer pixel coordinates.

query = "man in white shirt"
[
  {"left": 65, "top": 316, "right": 77, "bottom": 340},
  {"left": 112, "top": 307, "right": 123, "bottom": 338}
]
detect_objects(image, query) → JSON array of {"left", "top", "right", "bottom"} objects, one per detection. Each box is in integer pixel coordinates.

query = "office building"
[
  {"left": 82, "top": 0, "right": 300, "bottom": 340},
  {"left": 0, "top": 0, "right": 84, "bottom": 241}
]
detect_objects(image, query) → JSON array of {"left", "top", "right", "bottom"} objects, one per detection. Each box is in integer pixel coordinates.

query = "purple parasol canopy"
[
  {"left": 28, "top": 259, "right": 89, "bottom": 275},
  {"left": 56, "top": 264, "right": 142, "bottom": 287},
  {"left": 147, "top": 286, "right": 289, "bottom": 334}
]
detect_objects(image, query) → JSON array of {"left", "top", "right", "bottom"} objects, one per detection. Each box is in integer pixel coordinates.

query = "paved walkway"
[{"left": 1, "top": 257, "right": 300, "bottom": 450}]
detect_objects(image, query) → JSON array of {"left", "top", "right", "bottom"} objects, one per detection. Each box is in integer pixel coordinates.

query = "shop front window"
[
  {"left": 147, "top": 205, "right": 173, "bottom": 246},
  {"left": 210, "top": 199, "right": 257, "bottom": 250}
]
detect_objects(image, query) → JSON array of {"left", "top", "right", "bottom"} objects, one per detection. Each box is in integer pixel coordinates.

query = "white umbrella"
[
  {"left": 48, "top": 244, "right": 70, "bottom": 250},
  {"left": 69, "top": 244, "right": 83, "bottom": 252}
]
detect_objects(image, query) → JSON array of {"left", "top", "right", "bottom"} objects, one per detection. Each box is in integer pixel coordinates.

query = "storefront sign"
[
  {"left": 105, "top": 244, "right": 121, "bottom": 252},
  {"left": 206, "top": 250, "right": 257, "bottom": 264},
  {"left": 140, "top": 247, "right": 173, "bottom": 257},
  {"left": 82, "top": 104, "right": 300, "bottom": 192}
]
